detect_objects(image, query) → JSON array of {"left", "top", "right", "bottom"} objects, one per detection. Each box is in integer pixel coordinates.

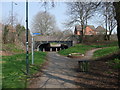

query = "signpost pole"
[
  {"left": 31, "top": 33, "right": 41, "bottom": 65},
  {"left": 32, "top": 35, "right": 34, "bottom": 64}
]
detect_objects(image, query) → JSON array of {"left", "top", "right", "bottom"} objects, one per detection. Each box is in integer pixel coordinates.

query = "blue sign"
[{"left": 32, "top": 33, "right": 41, "bottom": 35}]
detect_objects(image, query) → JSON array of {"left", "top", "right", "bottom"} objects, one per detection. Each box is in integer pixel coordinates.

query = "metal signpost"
[
  {"left": 26, "top": 0, "right": 29, "bottom": 74},
  {"left": 32, "top": 33, "right": 41, "bottom": 65}
]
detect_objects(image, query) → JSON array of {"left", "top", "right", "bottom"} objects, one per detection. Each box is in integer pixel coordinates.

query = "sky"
[
  {"left": 1, "top": 1, "right": 69, "bottom": 32},
  {"left": 0, "top": 0, "right": 117, "bottom": 34}
]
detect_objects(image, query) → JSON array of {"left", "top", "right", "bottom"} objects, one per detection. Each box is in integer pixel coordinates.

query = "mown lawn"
[
  {"left": 58, "top": 44, "right": 94, "bottom": 56},
  {"left": 2, "top": 51, "right": 46, "bottom": 88}
]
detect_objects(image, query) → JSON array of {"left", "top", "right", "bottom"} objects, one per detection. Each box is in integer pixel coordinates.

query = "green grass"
[
  {"left": 93, "top": 46, "right": 120, "bottom": 69},
  {"left": 58, "top": 43, "right": 117, "bottom": 56},
  {"left": 2, "top": 43, "right": 24, "bottom": 53},
  {"left": 108, "top": 58, "right": 120, "bottom": 69},
  {"left": 93, "top": 46, "right": 119, "bottom": 58},
  {"left": 58, "top": 44, "right": 94, "bottom": 56},
  {"left": 2, "top": 51, "right": 46, "bottom": 88},
  {"left": 50, "top": 42, "right": 59, "bottom": 45}
]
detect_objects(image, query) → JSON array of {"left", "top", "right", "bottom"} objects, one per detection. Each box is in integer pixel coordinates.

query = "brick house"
[
  {"left": 74, "top": 25, "right": 109, "bottom": 35},
  {"left": 96, "top": 26, "right": 108, "bottom": 35},
  {"left": 74, "top": 25, "right": 96, "bottom": 35}
]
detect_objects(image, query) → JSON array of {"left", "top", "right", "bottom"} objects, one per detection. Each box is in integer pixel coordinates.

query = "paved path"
[
  {"left": 29, "top": 48, "right": 101, "bottom": 88},
  {"left": 83, "top": 48, "right": 102, "bottom": 60}
]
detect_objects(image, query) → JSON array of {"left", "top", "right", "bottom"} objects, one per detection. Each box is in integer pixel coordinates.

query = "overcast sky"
[{"left": 1, "top": 0, "right": 117, "bottom": 33}]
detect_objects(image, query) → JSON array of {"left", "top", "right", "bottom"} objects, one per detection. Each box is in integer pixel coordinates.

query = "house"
[
  {"left": 74, "top": 25, "right": 96, "bottom": 35},
  {"left": 96, "top": 26, "right": 109, "bottom": 35},
  {"left": 74, "top": 25, "right": 109, "bottom": 35},
  {"left": 85, "top": 25, "right": 96, "bottom": 35}
]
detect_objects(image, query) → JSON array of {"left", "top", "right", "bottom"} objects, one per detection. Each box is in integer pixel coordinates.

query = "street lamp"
[
  {"left": 11, "top": 1, "right": 17, "bottom": 28},
  {"left": 11, "top": 1, "right": 17, "bottom": 42}
]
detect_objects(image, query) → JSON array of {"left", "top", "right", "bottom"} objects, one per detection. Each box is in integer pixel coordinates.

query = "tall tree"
[
  {"left": 113, "top": 2, "right": 120, "bottom": 88},
  {"left": 15, "top": 24, "right": 25, "bottom": 41},
  {"left": 31, "top": 11, "right": 56, "bottom": 35},
  {"left": 102, "top": 2, "right": 117, "bottom": 40},
  {"left": 113, "top": 2, "right": 120, "bottom": 48},
  {"left": 2, "top": 25, "right": 9, "bottom": 44},
  {"left": 66, "top": 2, "right": 100, "bottom": 43}
]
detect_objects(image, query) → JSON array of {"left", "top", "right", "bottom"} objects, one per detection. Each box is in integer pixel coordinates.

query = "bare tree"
[
  {"left": 102, "top": 2, "right": 117, "bottom": 40},
  {"left": 66, "top": 2, "right": 100, "bottom": 43},
  {"left": 113, "top": 2, "right": 120, "bottom": 88},
  {"left": 31, "top": 11, "right": 56, "bottom": 35},
  {"left": 40, "top": 2, "right": 55, "bottom": 12},
  {"left": 107, "top": 8, "right": 117, "bottom": 40},
  {"left": 62, "top": 29, "right": 73, "bottom": 36}
]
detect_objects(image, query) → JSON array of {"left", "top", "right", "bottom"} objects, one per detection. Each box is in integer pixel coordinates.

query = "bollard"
[{"left": 78, "top": 61, "right": 89, "bottom": 72}]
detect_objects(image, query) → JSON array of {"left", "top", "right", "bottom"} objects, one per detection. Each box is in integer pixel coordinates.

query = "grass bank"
[
  {"left": 93, "top": 46, "right": 119, "bottom": 58},
  {"left": 58, "top": 44, "right": 94, "bottom": 56},
  {"left": 93, "top": 46, "right": 120, "bottom": 69},
  {"left": 2, "top": 43, "right": 24, "bottom": 54},
  {"left": 2, "top": 51, "right": 46, "bottom": 88},
  {"left": 58, "top": 42, "right": 118, "bottom": 56}
]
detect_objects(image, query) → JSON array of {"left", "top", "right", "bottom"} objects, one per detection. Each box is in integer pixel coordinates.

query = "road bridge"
[{"left": 33, "top": 36, "right": 73, "bottom": 52}]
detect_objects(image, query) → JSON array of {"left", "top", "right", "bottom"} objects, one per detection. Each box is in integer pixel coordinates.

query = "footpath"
[{"left": 29, "top": 49, "right": 99, "bottom": 88}]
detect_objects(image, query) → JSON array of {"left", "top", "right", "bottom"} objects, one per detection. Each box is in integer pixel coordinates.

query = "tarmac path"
[{"left": 29, "top": 48, "right": 101, "bottom": 88}]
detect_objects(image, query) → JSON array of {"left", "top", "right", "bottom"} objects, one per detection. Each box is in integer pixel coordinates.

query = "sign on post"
[
  {"left": 32, "top": 33, "right": 41, "bottom": 36},
  {"left": 32, "top": 33, "right": 41, "bottom": 64}
]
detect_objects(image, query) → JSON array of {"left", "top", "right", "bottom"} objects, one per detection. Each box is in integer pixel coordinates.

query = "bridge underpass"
[
  {"left": 33, "top": 36, "right": 73, "bottom": 52},
  {"left": 35, "top": 41, "right": 73, "bottom": 52}
]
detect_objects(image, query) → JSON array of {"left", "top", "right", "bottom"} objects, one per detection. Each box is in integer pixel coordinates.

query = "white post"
[
  {"left": 56, "top": 48, "right": 58, "bottom": 52},
  {"left": 37, "top": 46, "right": 39, "bottom": 51},
  {"left": 32, "top": 36, "right": 34, "bottom": 64},
  {"left": 50, "top": 48, "right": 52, "bottom": 51},
  {"left": 43, "top": 48, "right": 45, "bottom": 52}
]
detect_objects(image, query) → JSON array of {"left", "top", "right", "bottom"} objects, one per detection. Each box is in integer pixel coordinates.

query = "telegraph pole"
[{"left": 26, "top": 0, "right": 29, "bottom": 74}]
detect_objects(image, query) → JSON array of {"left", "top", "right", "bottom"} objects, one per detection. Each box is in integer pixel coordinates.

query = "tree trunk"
[
  {"left": 113, "top": 2, "right": 120, "bottom": 49},
  {"left": 113, "top": 2, "right": 120, "bottom": 88},
  {"left": 107, "top": 31, "right": 112, "bottom": 41},
  {"left": 80, "top": 25, "right": 84, "bottom": 43},
  {"left": 117, "top": 22, "right": 120, "bottom": 49},
  {"left": 107, "top": 35, "right": 110, "bottom": 41}
]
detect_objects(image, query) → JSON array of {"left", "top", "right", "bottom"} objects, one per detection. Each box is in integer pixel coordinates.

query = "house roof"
[
  {"left": 96, "top": 26, "right": 106, "bottom": 32},
  {"left": 87, "top": 25, "right": 96, "bottom": 30},
  {"left": 75, "top": 25, "right": 96, "bottom": 31}
]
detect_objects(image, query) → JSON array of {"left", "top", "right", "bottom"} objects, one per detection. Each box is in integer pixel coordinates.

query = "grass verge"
[
  {"left": 93, "top": 46, "right": 119, "bottom": 58},
  {"left": 58, "top": 44, "right": 94, "bottom": 56},
  {"left": 58, "top": 43, "right": 119, "bottom": 56},
  {"left": 2, "top": 43, "right": 24, "bottom": 53},
  {"left": 2, "top": 51, "right": 46, "bottom": 88},
  {"left": 93, "top": 46, "right": 120, "bottom": 69}
]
